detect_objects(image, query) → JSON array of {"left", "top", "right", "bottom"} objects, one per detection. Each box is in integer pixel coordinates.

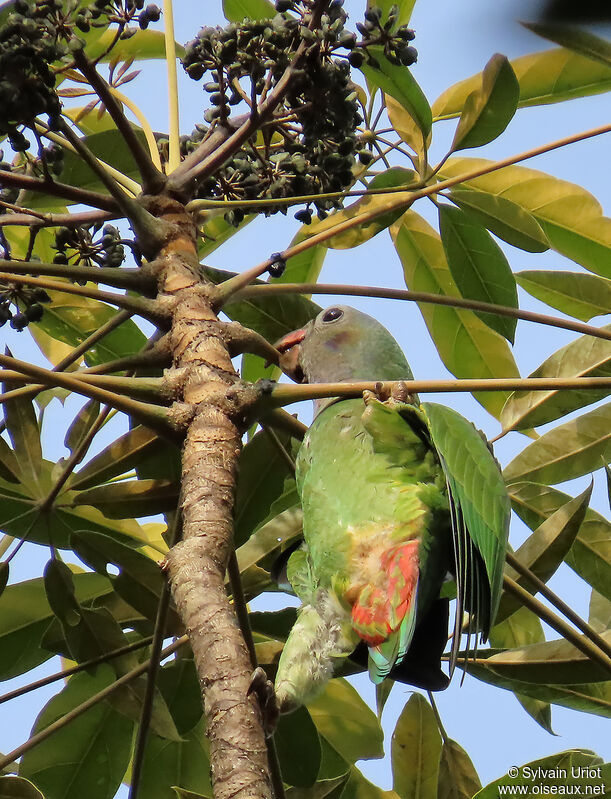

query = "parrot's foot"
[
  {"left": 368, "top": 381, "right": 416, "bottom": 405},
  {"left": 248, "top": 667, "right": 280, "bottom": 736}
]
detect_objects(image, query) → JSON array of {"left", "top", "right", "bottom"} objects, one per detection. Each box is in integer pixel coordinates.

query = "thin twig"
[
  {"left": 0, "top": 168, "right": 117, "bottom": 211},
  {"left": 0, "top": 208, "right": 117, "bottom": 228},
  {"left": 0, "top": 259, "right": 155, "bottom": 292}
]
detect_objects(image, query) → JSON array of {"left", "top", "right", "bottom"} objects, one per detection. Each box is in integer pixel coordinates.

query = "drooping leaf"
[
  {"left": 450, "top": 54, "right": 519, "bottom": 152},
  {"left": 375, "top": 680, "right": 394, "bottom": 720},
  {"left": 473, "top": 751, "right": 605, "bottom": 799},
  {"left": 44, "top": 557, "right": 81, "bottom": 627},
  {"left": 1, "top": 385, "right": 42, "bottom": 493},
  {"left": 307, "top": 679, "right": 384, "bottom": 764},
  {"left": 391, "top": 211, "right": 520, "bottom": 418},
  {"left": 523, "top": 22, "right": 611, "bottom": 69},
  {"left": 361, "top": 49, "right": 432, "bottom": 140},
  {"left": 509, "top": 482, "right": 611, "bottom": 601},
  {"left": 275, "top": 706, "right": 321, "bottom": 787},
  {"left": 503, "top": 405, "right": 611, "bottom": 485},
  {"left": 437, "top": 739, "right": 481, "bottom": 799},
  {"left": 438, "top": 159, "right": 611, "bottom": 278},
  {"left": 500, "top": 326, "right": 611, "bottom": 431},
  {"left": 236, "top": 505, "right": 302, "bottom": 574},
  {"left": 341, "top": 767, "right": 400, "bottom": 799},
  {"left": 73, "top": 479, "right": 179, "bottom": 518},
  {"left": 515, "top": 270, "right": 611, "bottom": 321},
  {"left": 386, "top": 95, "right": 431, "bottom": 156},
  {"left": 19, "top": 667, "right": 133, "bottom": 799},
  {"left": 433, "top": 49, "right": 611, "bottom": 119},
  {"left": 438, "top": 204, "right": 518, "bottom": 341},
  {"left": 222, "top": 0, "right": 276, "bottom": 22},
  {"left": 285, "top": 774, "right": 351, "bottom": 799},
  {"left": 589, "top": 590, "right": 611, "bottom": 634},
  {"left": 65, "top": 400, "right": 101, "bottom": 458},
  {"left": 391, "top": 693, "right": 442, "bottom": 799},
  {"left": 496, "top": 485, "right": 592, "bottom": 623},
  {"left": 0, "top": 776, "right": 45, "bottom": 799},
  {"left": 367, "top": 0, "right": 416, "bottom": 27},
  {"left": 450, "top": 189, "right": 549, "bottom": 253}
]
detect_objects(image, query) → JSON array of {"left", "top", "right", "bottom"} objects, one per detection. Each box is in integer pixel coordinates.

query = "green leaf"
[
  {"left": 361, "top": 49, "right": 432, "bottom": 140},
  {"left": 391, "top": 210, "right": 520, "bottom": 418},
  {"left": 386, "top": 95, "right": 431, "bottom": 156},
  {"left": 432, "top": 48, "right": 611, "bottom": 119},
  {"left": 496, "top": 485, "right": 592, "bottom": 623},
  {"left": 438, "top": 158, "right": 611, "bottom": 279},
  {"left": 367, "top": 0, "right": 416, "bottom": 27},
  {"left": 286, "top": 774, "right": 351, "bottom": 799},
  {"left": 303, "top": 168, "right": 417, "bottom": 250},
  {"left": 0, "top": 561, "right": 8, "bottom": 599},
  {"left": 1, "top": 386, "right": 42, "bottom": 493},
  {"left": 450, "top": 189, "right": 549, "bottom": 253},
  {"left": 451, "top": 54, "right": 519, "bottom": 152},
  {"left": 0, "top": 433, "right": 20, "bottom": 483},
  {"left": 156, "top": 658, "right": 203, "bottom": 736},
  {"left": 19, "top": 667, "right": 133, "bottom": 799},
  {"left": 437, "top": 739, "right": 481, "bottom": 799},
  {"left": 73, "top": 478, "right": 179, "bottom": 518},
  {"left": 236, "top": 505, "right": 303, "bottom": 573},
  {"left": 90, "top": 28, "right": 180, "bottom": 62},
  {"left": 508, "top": 482, "right": 611, "bottom": 601},
  {"left": 375, "top": 679, "right": 394, "bottom": 720},
  {"left": 307, "top": 679, "right": 384, "bottom": 764},
  {"left": 523, "top": 22, "right": 611, "bottom": 69},
  {"left": 391, "top": 693, "right": 442, "bottom": 799},
  {"left": 515, "top": 270, "right": 611, "bottom": 321},
  {"left": 483, "top": 632, "right": 611, "bottom": 683},
  {"left": 341, "top": 767, "right": 400, "bottom": 799},
  {"left": 65, "top": 400, "right": 100, "bottom": 457},
  {"left": 500, "top": 326, "right": 611, "bottom": 431},
  {"left": 0, "top": 776, "right": 45, "bottom": 798},
  {"left": 589, "top": 590, "right": 611, "bottom": 634},
  {"left": 438, "top": 204, "right": 518, "bottom": 341},
  {"left": 44, "top": 557, "right": 81, "bottom": 627},
  {"left": 503, "top": 405, "right": 611, "bottom": 484},
  {"left": 222, "top": 0, "right": 275, "bottom": 22},
  {"left": 473, "top": 751, "right": 605, "bottom": 799},
  {"left": 275, "top": 706, "right": 321, "bottom": 787}
]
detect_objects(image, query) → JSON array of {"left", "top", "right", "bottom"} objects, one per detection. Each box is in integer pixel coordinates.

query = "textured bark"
[{"left": 149, "top": 196, "right": 271, "bottom": 799}]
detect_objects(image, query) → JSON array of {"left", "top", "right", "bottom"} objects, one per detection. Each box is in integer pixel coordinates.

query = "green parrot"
[{"left": 271, "top": 305, "right": 510, "bottom": 715}]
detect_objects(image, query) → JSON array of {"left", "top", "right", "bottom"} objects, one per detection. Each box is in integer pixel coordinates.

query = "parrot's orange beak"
[{"left": 274, "top": 328, "right": 307, "bottom": 382}]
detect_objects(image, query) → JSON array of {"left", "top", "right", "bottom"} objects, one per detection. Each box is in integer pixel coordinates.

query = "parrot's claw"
[
  {"left": 248, "top": 667, "right": 279, "bottom": 736},
  {"left": 390, "top": 380, "right": 412, "bottom": 404}
]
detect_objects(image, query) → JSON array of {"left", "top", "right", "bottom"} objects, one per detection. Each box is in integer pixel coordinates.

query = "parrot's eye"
[{"left": 322, "top": 308, "right": 343, "bottom": 323}]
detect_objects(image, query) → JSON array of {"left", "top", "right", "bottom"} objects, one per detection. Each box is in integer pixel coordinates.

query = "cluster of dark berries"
[
  {"left": 352, "top": 5, "right": 417, "bottom": 68},
  {"left": 73, "top": 0, "right": 160, "bottom": 38},
  {"left": 0, "top": 283, "right": 51, "bottom": 331},
  {"left": 0, "top": 153, "right": 19, "bottom": 206},
  {"left": 53, "top": 224, "right": 126, "bottom": 271}
]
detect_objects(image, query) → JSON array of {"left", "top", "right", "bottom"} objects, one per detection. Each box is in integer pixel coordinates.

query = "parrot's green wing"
[{"left": 420, "top": 402, "right": 510, "bottom": 651}]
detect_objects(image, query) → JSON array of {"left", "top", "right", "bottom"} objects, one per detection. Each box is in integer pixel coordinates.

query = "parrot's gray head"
[{"left": 275, "top": 305, "right": 413, "bottom": 385}]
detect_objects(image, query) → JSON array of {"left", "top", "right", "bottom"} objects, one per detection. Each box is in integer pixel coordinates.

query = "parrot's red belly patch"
[{"left": 350, "top": 540, "right": 419, "bottom": 646}]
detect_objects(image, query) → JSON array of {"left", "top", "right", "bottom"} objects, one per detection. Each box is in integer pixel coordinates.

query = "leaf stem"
[
  {"left": 162, "top": 0, "right": 180, "bottom": 173},
  {"left": 109, "top": 88, "right": 164, "bottom": 173},
  {"left": 233, "top": 283, "right": 611, "bottom": 342}
]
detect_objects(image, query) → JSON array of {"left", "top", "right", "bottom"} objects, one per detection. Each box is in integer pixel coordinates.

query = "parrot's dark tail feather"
[{"left": 349, "top": 598, "right": 451, "bottom": 692}]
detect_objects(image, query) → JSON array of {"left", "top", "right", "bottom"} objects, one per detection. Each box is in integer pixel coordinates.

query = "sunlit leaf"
[
  {"left": 438, "top": 204, "right": 518, "bottom": 341},
  {"left": 391, "top": 693, "right": 441, "bottom": 799},
  {"left": 523, "top": 22, "right": 611, "bottom": 69},
  {"left": 433, "top": 48, "right": 611, "bottom": 119},
  {"left": 1, "top": 385, "right": 42, "bottom": 492},
  {"left": 386, "top": 95, "right": 431, "bottom": 156},
  {"left": 437, "top": 739, "right": 481, "bottom": 799},
  {"left": 64, "top": 400, "right": 100, "bottom": 457},
  {"left": 391, "top": 210, "right": 520, "bottom": 417},
  {"left": 222, "top": 0, "right": 275, "bottom": 22},
  {"left": 450, "top": 189, "right": 549, "bottom": 253},
  {"left": 503, "top": 405, "right": 611, "bottom": 484},
  {"left": 368, "top": 0, "right": 416, "bottom": 27},
  {"left": 451, "top": 54, "right": 519, "bottom": 152},
  {"left": 73, "top": 478, "right": 179, "bottom": 518},
  {"left": 515, "top": 270, "right": 611, "bottom": 321},
  {"left": 500, "top": 327, "right": 611, "bottom": 431},
  {"left": 438, "top": 158, "right": 611, "bottom": 278},
  {"left": 589, "top": 589, "right": 611, "bottom": 634}
]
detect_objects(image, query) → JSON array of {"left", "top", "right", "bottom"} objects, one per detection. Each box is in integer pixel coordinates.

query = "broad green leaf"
[
  {"left": 71, "top": 426, "right": 168, "bottom": 490},
  {"left": 508, "top": 482, "right": 611, "bottom": 601},
  {"left": 275, "top": 706, "right": 321, "bottom": 787},
  {"left": 19, "top": 667, "right": 133, "bottom": 799},
  {"left": 451, "top": 54, "right": 519, "bottom": 152},
  {"left": 496, "top": 485, "right": 592, "bottom": 623},
  {"left": 503, "top": 405, "right": 611, "bottom": 484},
  {"left": 500, "top": 326, "right": 611, "bottom": 431},
  {"left": 0, "top": 570, "right": 111, "bottom": 680},
  {"left": 156, "top": 658, "right": 203, "bottom": 736},
  {"left": 438, "top": 204, "right": 518, "bottom": 341},
  {"left": 198, "top": 213, "right": 254, "bottom": 259},
  {"left": 386, "top": 95, "right": 431, "bottom": 156},
  {"left": 73, "top": 478, "right": 179, "bottom": 518},
  {"left": 523, "top": 22, "right": 611, "bottom": 69},
  {"left": 361, "top": 49, "right": 432, "bottom": 140},
  {"left": 589, "top": 590, "right": 611, "bottom": 633},
  {"left": 44, "top": 557, "right": 81, "bottom": 627},
  {"left": 464, "top": 658, "right": 611, "bottom": 718},
  {"left": 222, "top": 0, "right": 275, "bottom": 22},
  {"left": 438, "top": 158, "right": 611, "bottom": 278},
  {"left": 286, "top": 774, "right": 350, "bottom": 799},
  {"left": 1, "top": 387, "right": 42, "bottom": 492},
  {"left": 490, "top": 606, "right": 553, "bottom": 733},
  {"left": 307, "top": 678, "right": 384, "bottom": 763},
  {"left": 236, "top": 505, "right": 302, "bottom": 573},
  {"left": 473, "top": 751, "right": 604, "bottom": 799},
  {"left": 234, "top": 430, "right": 295, "bottom": 547},
  {"left": 433, "top": 48, "right": 611, "bottom": 119},
  {"left": 250, "top": 608, "right": 297, "bottom": 641},
  {"left": 0, "top": 562, "right": 8, "bottom": 598},
  {"left": 515, "top": 270, "right": 611, "bottom": 321},
  {"left": 450, "top": 189, "right": 549, "bottom": 253},
  {"left": 391, "top": 210, "right": 520, "bottom": 418},
  {"left": 368, "top": 0, "right": 416, "bottom": 27},
  {"left": 303, "top": 168, "right": 416, "bottom": 250},
  {"left": 375, "top": 679, "right": 394, "bottom": 720},
  {"left": 65, "top": 400, "right": 100, "bottom": 457},
  {"left": 0, "top": 434, "right": 20, "bottom": 483},
  {"left": 483, "top": 632, "right": 611, "bottom": 683},
  {"left": 0, "top": 776, "right": 44, "bottom": 799},
  {"left": 391, "top": 693, "right": 442, "bottom": 799},
  {"left": 91, "top": 27, "right": 181, "bottom": 62},
  {"left": 342, "top": 767, "right": 400, "bottom": 799},
  {"left": 437, "top": 739, "right": 481, "bottom": 799}
]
